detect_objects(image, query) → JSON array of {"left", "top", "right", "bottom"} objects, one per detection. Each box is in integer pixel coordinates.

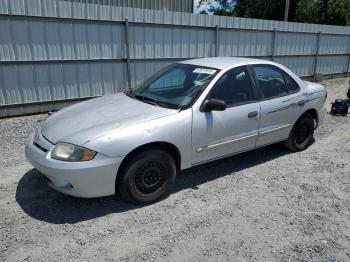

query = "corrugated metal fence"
[{"left": 1, "top": 0, "right": 350, "bottom": 116}]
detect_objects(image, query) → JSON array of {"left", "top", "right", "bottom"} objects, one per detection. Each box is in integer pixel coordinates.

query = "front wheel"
[
  {"left": 283, "top": 113, "right": 315, "bottom": 152},
  {"left": 118, "top": 149, "right": 176, "bottom": 204}
]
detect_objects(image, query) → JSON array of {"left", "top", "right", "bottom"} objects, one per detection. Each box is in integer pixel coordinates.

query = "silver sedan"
[{"left": 25, "top": 57, "right": 327, "bottom": 204}]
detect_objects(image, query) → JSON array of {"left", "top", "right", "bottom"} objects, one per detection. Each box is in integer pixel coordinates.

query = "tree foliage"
[
  {"left": 233, "top": 0, "right": 290, "bottom": 21},
  {"left": 197, "top": 0, "right": 235, "bottom": 15},
  {"left": 294, "top": 0, "right": 350, "bottom": 26},
  {"left": 197, "top": 0, "right": 350, "bottom": 26}
]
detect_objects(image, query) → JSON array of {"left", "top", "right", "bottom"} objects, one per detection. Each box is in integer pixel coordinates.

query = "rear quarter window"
[{"left": 284, "top": 74, "right": 300, "bottom": 93}]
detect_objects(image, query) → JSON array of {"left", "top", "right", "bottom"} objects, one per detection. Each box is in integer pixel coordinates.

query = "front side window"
[
  {"left": 130, "top": 64, "right": 218, "bottom": 109},
  {"left": 208, "top": 66, "right": 255, "bottom": 106},
  {"left": 253, "top": 65, "right": 288, "bottom": 99}
]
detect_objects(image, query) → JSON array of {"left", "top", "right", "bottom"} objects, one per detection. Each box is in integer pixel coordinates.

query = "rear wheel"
[
  {"left": 118, "top": 149, "right": 176, "bottom": 204},
  {"left": 283, "top": 113, "right": 315, "bottom": 152}
]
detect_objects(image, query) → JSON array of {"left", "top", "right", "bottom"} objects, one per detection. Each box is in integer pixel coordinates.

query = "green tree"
[
  {"left": 294, "top": 0, "right": 350, "bottom": 25},
  {"left": 234, "top": 0, "right": 286, "bottom": 20},
  {"left": 197, "top": 0, "right": 235, "bottom": 15},
  {"left": 322, "top": 0, "right": 349, "bottom": 25},
  {"left": 197, "top": 0, "right": 350, "bottom": 26},
  {"left": 197, "top": 0, "right": 297, "bottom": 20}
]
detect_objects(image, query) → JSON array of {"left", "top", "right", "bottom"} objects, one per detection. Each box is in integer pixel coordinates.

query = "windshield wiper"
[
  {"left": 134, "top": 94, "right": 159, "bottom": 106},
  {"left": 125, "top": 90, "right": 158, "bottom": 106},
  {"left": 125, "top": 90, "right": 176, "bottom": 109}
]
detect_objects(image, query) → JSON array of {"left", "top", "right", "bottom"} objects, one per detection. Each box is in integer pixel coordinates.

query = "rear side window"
[
  {"left": 253, "top": 65, "right": 288, "bottom": 99},
  {"left": 284, "top": 73, "right": 300, "bottom": 93}
]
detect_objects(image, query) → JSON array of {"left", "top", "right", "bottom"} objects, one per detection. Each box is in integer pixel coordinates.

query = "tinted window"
[
  {"left": 284, "top": 73, "right": 300, "bottom": 93},
  {"left": 253, "top": 66, "right": 288, "bottom": 98},
  {"left": 208, "top": 67, "right": 255, "bottom": 106}
]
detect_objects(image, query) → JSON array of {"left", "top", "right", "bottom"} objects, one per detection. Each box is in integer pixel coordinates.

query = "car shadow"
[{"left": 16, "top": 144, "right": 291, "bottom": 224}]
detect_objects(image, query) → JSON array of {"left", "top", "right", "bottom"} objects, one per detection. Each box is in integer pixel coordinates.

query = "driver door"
[{"left": 191, "top": 66, "right": 261, "bottom": 165}]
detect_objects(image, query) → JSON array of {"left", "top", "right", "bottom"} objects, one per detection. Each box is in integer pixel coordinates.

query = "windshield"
[{"left": 127, "top": 63, "right": 218, "bottom": 109}]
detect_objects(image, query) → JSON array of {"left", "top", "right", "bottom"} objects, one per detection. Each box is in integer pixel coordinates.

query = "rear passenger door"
[{"left": 251, "top": 64, "right": 302, "bottom": 147}]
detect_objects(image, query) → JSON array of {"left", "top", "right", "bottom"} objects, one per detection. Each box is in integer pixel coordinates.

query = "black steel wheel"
[
  {"left": 134, "top": 160, "right": 167, "bottom": 195},
  {"left": 283, "top": 113, "right": 315, "bottom": 152},
  {"left": 118, "top": 149, "right": 176, "bottom": 204}
]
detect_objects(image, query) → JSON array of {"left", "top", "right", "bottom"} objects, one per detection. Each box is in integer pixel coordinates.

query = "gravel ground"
[{"left": 0, "top": 78, "right": 349, "bottom": 262}]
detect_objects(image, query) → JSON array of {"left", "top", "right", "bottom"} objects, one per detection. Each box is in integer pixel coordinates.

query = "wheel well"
[{"left": 115, "top": 142, "right": 181, "bottom": 194}]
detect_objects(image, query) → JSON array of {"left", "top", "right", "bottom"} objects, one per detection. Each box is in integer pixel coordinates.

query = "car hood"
[{"left": 41, "top": 93, "right": 178, "bottom": 146}]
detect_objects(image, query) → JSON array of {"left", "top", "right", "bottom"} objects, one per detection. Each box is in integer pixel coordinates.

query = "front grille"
[{"left": 33, "top": 141, "right": 48, "bottom": 152}]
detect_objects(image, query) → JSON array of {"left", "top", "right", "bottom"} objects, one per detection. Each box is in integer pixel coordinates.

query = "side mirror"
[{"left": 200, "top": 99, "right": 226, "bottom": 112}]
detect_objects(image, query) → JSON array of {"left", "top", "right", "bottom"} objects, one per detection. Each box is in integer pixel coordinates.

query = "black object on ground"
[{"left": 330, "top": 99, "right": 349, "bottom": 116}]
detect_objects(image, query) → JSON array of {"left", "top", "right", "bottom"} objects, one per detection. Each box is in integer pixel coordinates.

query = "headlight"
[{"left": 51, "top": 143, "right": 96, "bottom": 162}]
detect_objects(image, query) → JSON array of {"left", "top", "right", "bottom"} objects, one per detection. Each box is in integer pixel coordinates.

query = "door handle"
[{"left": 248, "top": 111, "right": 258, "bottom": 118}]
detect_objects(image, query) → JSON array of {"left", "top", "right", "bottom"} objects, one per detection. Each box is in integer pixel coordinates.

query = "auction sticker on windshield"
[{"left": 192, "top": 68, "right": 217, "bottom": 74}]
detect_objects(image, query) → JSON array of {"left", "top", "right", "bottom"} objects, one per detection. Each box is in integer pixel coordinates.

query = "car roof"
[{"left": 179, "top": 57, "right": 274, "bottom": 70}]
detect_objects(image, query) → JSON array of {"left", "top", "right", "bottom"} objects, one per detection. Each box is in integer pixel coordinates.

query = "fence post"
[
  {"left": 346, "top": 36, "right": 350, "bottom": 77},
  {"left": 215, "top": 25, "right": 219, "bottom": 57},
  {"left": 271, "top": 28, "right": 277, "bottom": 61},
  {"left": 124, "top": 17, "right": 132, "bottom": 90},
  {"left": 313, "top": 31, "right": 322, "bottom": 82}
]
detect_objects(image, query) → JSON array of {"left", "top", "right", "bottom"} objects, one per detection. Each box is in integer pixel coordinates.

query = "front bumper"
[{"left": 25, "top": 130, "right": 123, "bottom": 198}]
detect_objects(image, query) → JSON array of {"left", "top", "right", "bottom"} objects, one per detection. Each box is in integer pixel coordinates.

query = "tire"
[
  {"left": 283, "top": 113, "right": 315, "bottom": 152},
  {"left": 118, "top": 149, "right": 176, "bottom": 204}
]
